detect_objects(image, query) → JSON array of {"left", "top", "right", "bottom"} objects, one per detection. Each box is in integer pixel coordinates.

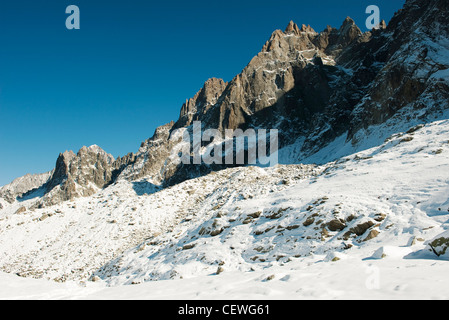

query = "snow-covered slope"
[
  {"left": 0, "top": 160, "right": 318, "bottom": 282},
  {"left": 89, "top": 119, "right": 449, "bottom": 287},
  {"left": 0, "top": 118, "right": 448, "bottom": 299},
  {"left": 1, "top": 254, "right": 449, "bottom": 300}
]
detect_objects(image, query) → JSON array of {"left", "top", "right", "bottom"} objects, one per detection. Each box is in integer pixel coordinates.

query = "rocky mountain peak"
[
  {"left": 47, "top": 150, "right": 76, "bottom": 189},
  {"left": 201, "top": 78, "right": 227, "bottom": 103},
  {"left": 77, "top": 145, "right": 115, "bottom": 164},
  {"left": 285, "top": 21, "right": 316, "bottom": 35},
  {"left": 178, "top": 77, "right": 227, "bottom": 128},
  {"left": 285, "top": 20, "right": 301, "bottom": 35},
  {"left": 36, "top": 145, "right": 117, "bottom": 206},
  {"left": 301, "top": 24, "right": 316, "bottom": 34},
  {"left": 342, "top": 16, "right": 355, "bottom": 26},
  {"left": 337, "top": 16, "right": 362, "bottom": 47},
  {"left": 159, "top": 0, "right": 448, "bottom": 187}
]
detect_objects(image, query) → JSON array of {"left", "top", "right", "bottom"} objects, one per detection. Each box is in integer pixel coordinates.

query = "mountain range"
[{"left": 0, "top": 0, "right": 448, "bottom": 296}]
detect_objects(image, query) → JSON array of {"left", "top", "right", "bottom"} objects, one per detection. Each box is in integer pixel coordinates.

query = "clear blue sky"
[{"left": 0, "top": 0, "right": 405, "bottom": 186}]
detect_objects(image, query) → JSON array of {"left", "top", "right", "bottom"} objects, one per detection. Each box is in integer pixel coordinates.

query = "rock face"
[
  {"left": 346, "top": 0, "right": 449, "bottom": 137},
  {"left": 4, "top": 0, "right": 449, "bottom": 206},
  {"left": 117, "top": 121, "right": 178, "bottom": 183},
  {"left": 144, "top": 0, "right": 448, "bottom": 187},
  {"left": 177, "top": 78, "right": 228, "bottom": 128},
  {"left": 37, "top": 145, "right": 116, "bottom": 206},
  {"left": 429, "top": 231, "right": 449, "bottom": 257}
]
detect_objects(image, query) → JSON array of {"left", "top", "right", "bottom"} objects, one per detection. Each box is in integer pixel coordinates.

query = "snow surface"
[
  {"left": 1, "top": 118, "right": 449, "bottom": 299},
  {"left": 1, "top": 255, "right": 448, "bottom": 300}
]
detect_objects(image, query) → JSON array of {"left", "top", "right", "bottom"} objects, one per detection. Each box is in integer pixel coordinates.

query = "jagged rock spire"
[
  {"left": 285, "top": 21, "right": 316, "bottom": 35},
  {"left": 285, "top": 20, "right": 301, "bottom": 35},
  {"left": 178, "top": 77, "right": 227, "bottom": 127}
]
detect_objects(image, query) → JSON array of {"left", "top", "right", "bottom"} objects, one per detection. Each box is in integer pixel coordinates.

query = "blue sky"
[{"left": 0, "top": 0, "right": 405, "bottom": 186}]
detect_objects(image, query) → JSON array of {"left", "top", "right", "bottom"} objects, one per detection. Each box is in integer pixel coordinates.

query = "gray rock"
[
  {"left": 429, "top": 233, "right": 449, "bottom": 257},
  {"left": 39, "top": 145, "right": 116, "bottom": 206},
  {"left": 15, "top": 206, "right": 27, "bottom": 215},
  {"left": 327, "top": 219, "right": 347, "bottom": 232}
]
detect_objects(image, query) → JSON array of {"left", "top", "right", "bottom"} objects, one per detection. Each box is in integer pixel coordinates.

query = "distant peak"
[
  {"left": 203, "top": 77, "right": 226, "bottom": 89},
  {"left": 285, "top": 20, "right": 300, "bottom": 35},
  {"left": 87, "top": 144, "right": 103, "bottom": 152},
  {"left": 284, "top": 21, "right": 316, "bottom": 35},
  {"left": 78, "top": 144, "right": 105, "bottom": 153},
  {"left": 60, "top": 150, "right": 76, "bottom": 160},
  {"left": 337, "top": 16, "right": 362, "bottom": 44},
  {"left": 300, "top": 24, "right": 316, "bottom": 33},
  {"left": 343, "top": 16, "right": 355, "bottom": 25},
  {"left": 323, "top": 25, "right": 336, "bottom": 33},
  {"left": 76, "top": 145, "right": 114, "bottom": 163}
]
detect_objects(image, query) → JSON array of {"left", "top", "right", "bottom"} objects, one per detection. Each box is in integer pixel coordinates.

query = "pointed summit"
[
  {"left": 300, "top": 24, "right": 316, "bottom": 34},
  {"left": 285, "top": 20, "right": 300, "bottom": 35},
  {"left": 337, "top": 16, "right": 362, "bottom": 46},
  {"left": 285, "top": 21, "right": 316, "bottom": 35},
  {"left": 178, "top": 77, "right": 227, "bottom": 127},
  {"left": 342, "top": 16, "right": 356, "bottom": 26}
]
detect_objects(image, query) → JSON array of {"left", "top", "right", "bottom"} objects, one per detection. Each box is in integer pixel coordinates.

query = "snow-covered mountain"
[
  {"left": 0, "top": 0, "right": 449, "bottom": 299},
  {"left": 93, "top": 118, "right": 449, "bottom": 286},
  {"left": 1, "top": 117, "right": 449, "bottom": 298},
  {"left": 0, "top": 171, "right": 53, "bottom": 204},
  {"left": 3, "top": 0, "right": 448, "bottom": 206}
]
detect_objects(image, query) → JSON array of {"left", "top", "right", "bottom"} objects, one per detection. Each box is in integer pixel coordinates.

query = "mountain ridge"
[{"left": 0, "top": 0, "right": 449, "bottom": 287}]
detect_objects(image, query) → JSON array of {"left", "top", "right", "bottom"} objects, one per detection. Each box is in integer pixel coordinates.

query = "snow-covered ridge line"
[{"left": 0, "top": 171, "right": 54, "bottom": 203}]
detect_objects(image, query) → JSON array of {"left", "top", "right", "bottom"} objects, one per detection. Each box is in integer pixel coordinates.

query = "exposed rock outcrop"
[
  {"left": 37, "top": 145, "right": 116, "bottom": 206},
  {"left": 177, "top": 78, "right": 228, "bottom": 128}
]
